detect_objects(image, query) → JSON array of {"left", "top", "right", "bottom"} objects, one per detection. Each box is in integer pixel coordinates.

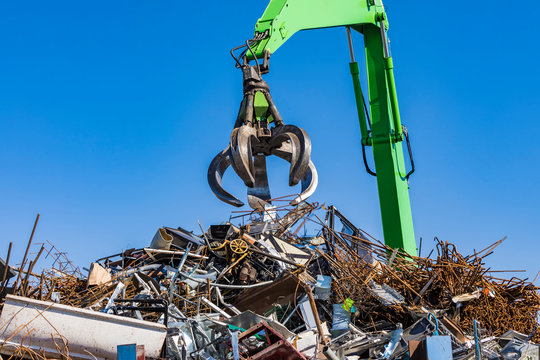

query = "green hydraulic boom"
[
  {"left": 208, "top": 0, "right": 417, "bottom": 256},
  {"left": 251, "top": 0, "right": 417, "bottom": 255}
]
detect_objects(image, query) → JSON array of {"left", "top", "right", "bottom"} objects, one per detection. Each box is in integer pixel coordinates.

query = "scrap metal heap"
[{"left": 0, "top": 201, "right": 539, "bottom": 360}]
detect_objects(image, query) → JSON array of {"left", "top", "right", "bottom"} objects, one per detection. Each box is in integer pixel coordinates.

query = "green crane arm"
[
  {"left": 245, "top": 0, "right": 418, "bottom": 256},
  {"left": 250, "top": 0, "right": 384, "bottom": 59}
]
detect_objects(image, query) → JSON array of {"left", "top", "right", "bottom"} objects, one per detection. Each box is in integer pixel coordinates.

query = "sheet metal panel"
[{"left": 0, "top": 295, "right": 166, "bottom": 359}]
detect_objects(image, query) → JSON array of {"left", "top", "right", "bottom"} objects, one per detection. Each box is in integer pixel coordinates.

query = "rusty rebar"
[
  {"left": 0, "top": 242, "right": 13, "bottom": 295},
  {"left": 13, "top": 214, "right": 40, "bottom": 291}
]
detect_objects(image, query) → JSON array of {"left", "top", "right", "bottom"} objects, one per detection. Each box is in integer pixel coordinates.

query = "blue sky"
[{"left": 0, "top": 1, "right": 538, "bottom": 280}]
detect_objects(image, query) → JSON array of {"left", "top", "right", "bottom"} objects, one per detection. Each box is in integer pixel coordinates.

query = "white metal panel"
[{"left": 0, "top": 294, "right": 166, "bottom": 359}]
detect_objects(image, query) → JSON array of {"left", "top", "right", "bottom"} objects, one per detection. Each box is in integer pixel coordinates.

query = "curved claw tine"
[
  {"left": 247, "top": 155, "right": 272, "bottom": 210},
  {"left": 207, "top": 146, "right": 244, "bottom": 207},
  {"left": 290, "top": 160, "right": 318, "bottom": 206},
  {"left": 272, "top": 140, "right": 294, "bottom": 160},
  {"left": 230, "top": 125, "right": 258, "bottom": 188},
  {"left": 270, "top": 143, "right": 318, "bottom": 205},
  {"left": 271, "top": 124, "right": 312, "bottom": 186},
  {"left": 269, "top": 132, "right": 301, "bottom": 184}
]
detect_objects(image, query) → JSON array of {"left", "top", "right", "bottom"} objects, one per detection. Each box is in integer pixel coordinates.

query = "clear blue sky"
[{"left": 0, "top": 1, "right": 538, "bottom": 280}]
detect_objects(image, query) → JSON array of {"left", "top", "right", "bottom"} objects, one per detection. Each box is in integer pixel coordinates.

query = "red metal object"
[
  {"left": 136, "top": 344, "right": 145, "bottom": 360},
  {"left": 236, "top": 321, "right": 307, "bottom": 360}
]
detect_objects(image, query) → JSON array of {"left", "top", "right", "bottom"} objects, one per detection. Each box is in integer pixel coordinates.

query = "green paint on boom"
[{"left": 247, "top": 0, "right": 417, "bottom": 256}]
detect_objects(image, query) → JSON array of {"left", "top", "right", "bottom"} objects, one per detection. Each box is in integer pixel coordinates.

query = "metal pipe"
[
  {"left": 474, "top": 320, "right": 482, "bottom": 359},
  {"left": 198, "top": 220, "right": 213, "bottom": 249},
  {"left": 117, "top": 264, "right": 163, "bottom": 277},
  {"left": 169, "top": 243, "right": 193, "bottom": 302},
  {"left": 377, "top": 21, "right": 403, "bottom": 141},
  {"left": 215, "top": 288, "right": 241, "bottom": 315},
  {"left": 176, "top": 243, "right": 192, "bottom": 274},
  {"left": 346, "top": 27, "right": 355, "bottom": 62},
  {"left": 379, "top": 21, "right": 390, "bottom": 58},
  {"left": 143, "top": 248, "right": 207, "bottom": 259},
  {"left": 322, "top": 346, "right": 340, "bottom": 360},
  {"left": 179, "top": 271, "right": 272, "bottom": 289},
  {"left": 200, "top": 297, "right": 231, "bottom": 319},
  {"left": 304, "top": 285, "right": 327, "bottom": 345}
]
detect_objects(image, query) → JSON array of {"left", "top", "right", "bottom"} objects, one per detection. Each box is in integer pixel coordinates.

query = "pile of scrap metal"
[{"left": 0, "top": 201, "right": 539, "bottom": 360}]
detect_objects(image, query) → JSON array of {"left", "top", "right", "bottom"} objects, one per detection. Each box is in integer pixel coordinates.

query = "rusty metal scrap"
[
  {"left": 324, "top": 233, "right": 540, "bottom": 344},
  {"left": 0, "top": 203, "right": 538, "bottom": 360}
]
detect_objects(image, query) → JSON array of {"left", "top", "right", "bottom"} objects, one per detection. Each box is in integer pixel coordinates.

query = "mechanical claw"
[
  {"left": 247, "top": 141, "right": 318, "bottom": 209},
  {"left": 208, "top": 141, "right": 318, "bottom": 210},
  {"left": 207, "top": 146, "right": 244, "bottom": 207},
  {"left": 207, "top": 65, "right": 318, "bottom": 210}
]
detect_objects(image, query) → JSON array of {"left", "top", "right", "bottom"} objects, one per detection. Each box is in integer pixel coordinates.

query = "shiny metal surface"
[{"left": 208, "top": 65, "right": 317, "bottom": 209}]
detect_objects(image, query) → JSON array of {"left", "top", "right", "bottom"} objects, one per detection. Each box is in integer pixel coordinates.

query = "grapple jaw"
[{"left": 208, "top": 66, "right": 318, "bottom": 210}]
